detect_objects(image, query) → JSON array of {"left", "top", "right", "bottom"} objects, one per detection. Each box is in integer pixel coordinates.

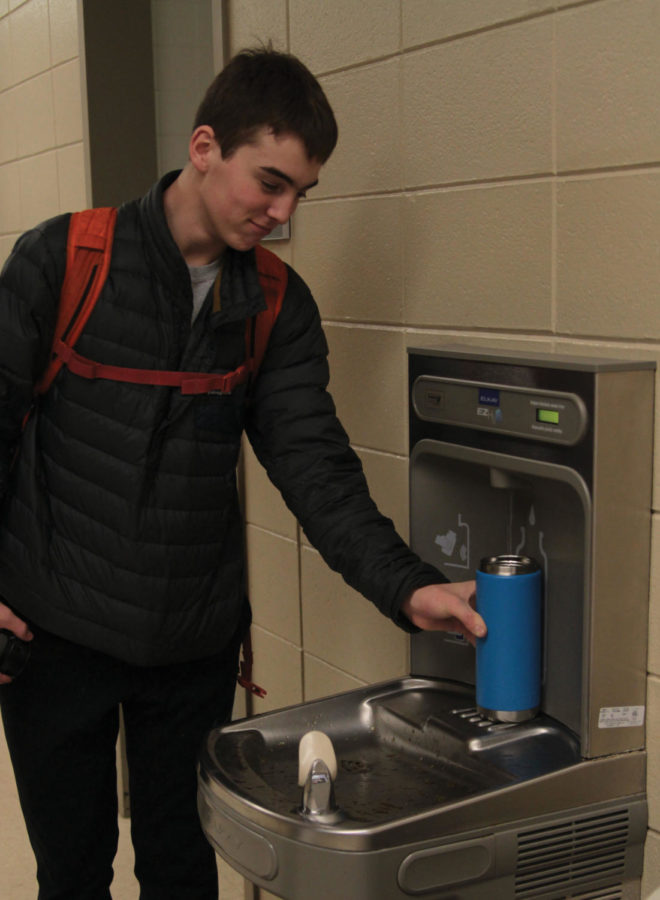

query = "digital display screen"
[{"left": 536, "top": 408, "right": 560, "bottom": 425}]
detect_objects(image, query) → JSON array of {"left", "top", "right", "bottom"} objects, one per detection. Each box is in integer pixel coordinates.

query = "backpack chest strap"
[{"left": 53, "top": 338, "right": 255, "bottom": 395}]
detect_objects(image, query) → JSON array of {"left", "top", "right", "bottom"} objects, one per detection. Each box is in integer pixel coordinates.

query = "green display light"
[{"left": 536, "top": 409, "right": 560, "bottom": 425}]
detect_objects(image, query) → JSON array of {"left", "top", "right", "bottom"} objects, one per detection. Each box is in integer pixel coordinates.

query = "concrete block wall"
[
  {"left": 0, "top": 0, "right": 87, "bottom": 268},
  {"left": 0, "top": 0, "right": 658, "bottom": 895},
  {"left": 0, "top": 0, "right": 219, "bottom": 265},
  {"left": 230, "top": 1, "right": 660, "bottom": 896}
]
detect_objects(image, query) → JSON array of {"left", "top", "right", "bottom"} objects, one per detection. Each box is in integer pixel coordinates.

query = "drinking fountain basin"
[{"left": 198, "top": 678, "right": 647, "bottom": 898}]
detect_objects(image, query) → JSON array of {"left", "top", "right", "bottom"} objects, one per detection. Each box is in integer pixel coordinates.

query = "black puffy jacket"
[{"left": 0, "top": 172, "right": 444, "bottom": 665}]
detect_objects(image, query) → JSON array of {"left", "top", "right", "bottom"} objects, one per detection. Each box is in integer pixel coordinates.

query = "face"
[{"left": 193, "top": 126, "right": 322, "bottom": 254}]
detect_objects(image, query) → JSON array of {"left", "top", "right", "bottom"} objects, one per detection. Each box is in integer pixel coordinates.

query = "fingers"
[
  {"left": 402, "top": 582, "right": 486, "bottom": 641},
  {"left": 0, "top": 606, "right": 32, "bottom": 685},
  {"left": 0, "top": 601, "right": 33, "bottom": 641},
  {"left": 461, "top": 603, "right": 487, "bottom": 640}
]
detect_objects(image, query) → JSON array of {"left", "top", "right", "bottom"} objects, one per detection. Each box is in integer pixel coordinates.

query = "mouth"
[{"left": 249, "top": 220, "right": 273, "bottom": 237}]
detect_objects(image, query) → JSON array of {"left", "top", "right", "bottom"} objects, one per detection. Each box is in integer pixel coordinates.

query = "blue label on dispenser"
[{"left": 478, "top": 388, "right": 500, "bottom": 407}]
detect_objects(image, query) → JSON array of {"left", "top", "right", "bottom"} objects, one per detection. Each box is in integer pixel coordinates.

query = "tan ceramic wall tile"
[
  {"left": 0, "top": 16, "right": 12, "bottom": 91},
  {"left": 648, "top": 675, "right": 660, "bottom": 832},
  {"left": 324, "top": 324, "right": 407, "bottom": 455},
  {"left": 557, "top": 0, "right": 660, "bottom": 171},
  {"left": 56, "top": 142, "right": 87, "bottom": 211},
  {"left": 242, "top": 441, "right": 298, "bottom": 540},
  {"left": 289, "top": 0, "right": 399, "bottom": 73},
  {"left": 48, "top": 0, "right": 79, "bottom": 65},
  {"left": 655, "top": 371, "right": 660, "bottom": 513},
  {"left": 403, "top": 183, "right": 552, "bottom": 330},
  {"left": 402, "top": 18, "right": 552, "bottom": 187},
  {"left": 0, "top": 162, "right": 21, "bottom": 233},
  {"left": 556, "top": 173, "right": 660, "bottom": 340},
  {"left": 292, "top": 195, "right": 403, "bottom": 324},
  {"left": 228, "top": 0, "right": 288, "bottom": 54},
  {"left": 406, "top": 332, "right": 557, "bottom": 358},
  {"left": 0, "top": 88, "right": 17, "bottom": 163},
  {"left": 0, "top": 729, "right": 37, "bottom": 897},
  {"left": 303, "top": 653, "right": 365, "bottom": 702},
  {"left": 246, "top": 524, "right": 301, "bottom": 644},
  {"left": 0, "top": 236, "right": 17, "bottom": 270},
  {"left": 301, "top": 546, "right": 408, "bottom": 683},
  {"left": 19, "top": 150, "right": 59, "bottom": 229},
  {"left": 9, "top": 0, "right": 50, "bottom": 84},
  {"left": 249, "top": 626, "right": 303, "bottom": 714},
  {"left": 232, "top": 685, "right": 247, "bottom": 722},
  {"left": 52, "top": 59, "right": 82, "bottom": 145},
  {"left": 642, "top": 827, "right": 660, "bottom": 898},
  {"left": 13, "top": 71, "right": 55, "bottom": 157},
  {"left": 317, "top": 59, "right": 401, "bottom": 199},
  {"left": 402, "top": 0, "right": 553, "bottom": 48},
  {"left": 649, "top": 515, "right": 660, "bottom": 676}
]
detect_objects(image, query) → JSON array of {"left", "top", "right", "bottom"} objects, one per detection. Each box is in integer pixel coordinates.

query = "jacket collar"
[{"left": 138, "top": 171, "right": 267, "bottom": 326}]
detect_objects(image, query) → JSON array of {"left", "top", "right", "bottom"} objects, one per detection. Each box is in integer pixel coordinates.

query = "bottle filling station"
[{"left": 198, "top": 347, "right": 655, "bottom": 900}]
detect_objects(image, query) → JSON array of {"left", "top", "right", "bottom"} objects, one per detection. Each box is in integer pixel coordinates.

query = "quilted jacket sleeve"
[
  {"left": 0, "top": 218, "right": 67, "bottom": 500},
  {"left": 245, "top": 266, "right": 446, "bottom": 629}
]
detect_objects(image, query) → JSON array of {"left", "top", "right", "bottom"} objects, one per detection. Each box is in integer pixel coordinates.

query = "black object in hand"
[{"left": 0, "top": 629, "right": 31, "bottom": 677}]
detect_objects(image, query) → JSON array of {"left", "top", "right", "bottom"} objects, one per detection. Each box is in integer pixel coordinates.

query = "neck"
[{"left": 163, "top": 166, "right": 227, "bottom": 266}]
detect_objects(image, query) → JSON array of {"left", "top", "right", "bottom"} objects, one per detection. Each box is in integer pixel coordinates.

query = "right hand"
[
  {"left": 400, "top": 581, "right": 486, "bottom": 646},
  {"left": 0, "top": 601, "right": 33, "bottom": 685}
]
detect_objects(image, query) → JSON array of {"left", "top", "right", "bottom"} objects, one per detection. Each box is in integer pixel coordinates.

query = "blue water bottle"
[{"left": 476, "top": 554, "right": 542, "bottom": 723}]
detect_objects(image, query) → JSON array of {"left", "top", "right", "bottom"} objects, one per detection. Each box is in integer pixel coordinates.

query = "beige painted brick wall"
[
  {"left": 0, "top": 0, "right": 87, "bottom": 268},
  {"left": 0, "top": 0, "right": 657, "bottom": 895},
  {"left": 233, "top": 0, "right": 660, "bottom": 895}
]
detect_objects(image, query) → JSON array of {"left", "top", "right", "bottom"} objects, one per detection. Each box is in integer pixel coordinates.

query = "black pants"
[{"left": 0, "top": 625, "right": 241, "bottom": 900}]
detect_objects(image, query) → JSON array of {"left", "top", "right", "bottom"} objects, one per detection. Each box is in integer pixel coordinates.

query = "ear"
[{"left": 189, "top": 125, "right": 218, "bottom": 173}]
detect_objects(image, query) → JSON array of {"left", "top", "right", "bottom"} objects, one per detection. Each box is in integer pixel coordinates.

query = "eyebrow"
[{"left": 259, "top": 166, "right": 319, "bottom": 192}]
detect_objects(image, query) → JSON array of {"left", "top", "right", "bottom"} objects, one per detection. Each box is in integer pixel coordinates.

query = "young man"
[{"left": 0, "top": 49, "right": 484, "bottom": 898}]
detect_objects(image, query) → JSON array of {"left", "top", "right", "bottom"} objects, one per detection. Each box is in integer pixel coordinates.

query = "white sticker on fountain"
[{"left": 598, "top": 706, "right": 645, "bottom": 728}]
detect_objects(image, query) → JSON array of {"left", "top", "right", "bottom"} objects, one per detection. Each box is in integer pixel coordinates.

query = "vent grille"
[
  {"left": 570, "top": 888, "right": 622, "bottom": 899},
  {"left": 514, "top": 808, "right": 629, "bottom": 898}
]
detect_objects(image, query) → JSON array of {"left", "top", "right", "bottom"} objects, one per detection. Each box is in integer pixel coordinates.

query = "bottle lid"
[{"left": 479, "top": 554, "right": 540, "bottom": 576}]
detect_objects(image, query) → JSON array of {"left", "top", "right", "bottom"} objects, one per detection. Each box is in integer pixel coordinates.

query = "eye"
[{"left": 260, "top": 180, "right": 280, "bottom": 193}]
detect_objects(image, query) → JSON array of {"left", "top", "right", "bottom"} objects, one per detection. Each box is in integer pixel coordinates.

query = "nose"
[{"left": 267, "top": 192, "right": 299, "bottom": 224}]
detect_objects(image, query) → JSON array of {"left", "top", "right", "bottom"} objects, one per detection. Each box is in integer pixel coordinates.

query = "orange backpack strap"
[
  {"left": 39, "top": 226, "right": 287, "bottom": 401},
  {"left": 236, "top": 246, "right": 287, "bottom": 700},
  {"left": 35, "top": 207, "right": 118, "bottom": 396},
  {"left": 48, "top": 244, "right": 287, "bottom": 399},
  {"left": 237, "top": 628, "right": 267, "bottom": 698},
  {"left": 251, "top": 244, "right": 288, "bottom": 373}
]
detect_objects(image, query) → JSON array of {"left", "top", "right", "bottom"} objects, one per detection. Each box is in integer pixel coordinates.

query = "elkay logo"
[{"left": 478, "top": 388, "right": 500, "bottom": 406}]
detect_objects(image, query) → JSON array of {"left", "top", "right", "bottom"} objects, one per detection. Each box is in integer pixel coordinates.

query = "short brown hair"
[{"left": 194, "top": 47, "right": 338, "bottom": 163}]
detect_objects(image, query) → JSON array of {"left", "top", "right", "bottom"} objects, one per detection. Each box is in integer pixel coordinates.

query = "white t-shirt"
[{"left": 189, "top": 258, "right": 222, "bottom": 324}]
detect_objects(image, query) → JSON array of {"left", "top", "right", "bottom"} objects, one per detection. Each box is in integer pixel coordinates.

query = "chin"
[{"left": 226, "top": 235, "right": 260, "bottom": 252}]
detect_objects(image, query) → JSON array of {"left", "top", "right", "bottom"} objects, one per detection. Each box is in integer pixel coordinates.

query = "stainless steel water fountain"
[{"left": 198, "top": 347, "right": 654, "bottom": 899}]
